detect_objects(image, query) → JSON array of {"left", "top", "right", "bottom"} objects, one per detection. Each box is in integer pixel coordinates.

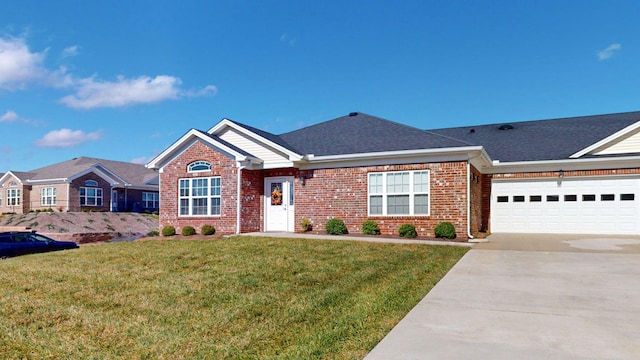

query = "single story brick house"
[
  {"left": 0, "top": 157, "right": 159, "bottom": 214},
  {"left": 146, "top": 111, "right": 640, "bottom": 238}
]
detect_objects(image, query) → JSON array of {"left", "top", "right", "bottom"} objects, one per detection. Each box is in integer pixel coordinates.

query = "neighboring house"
[
  {"left": 146, "top": 111, "right": 640, "bottom": 238},
  {"left": 0, "top": 157, "right": 159, "bottom": 214}
]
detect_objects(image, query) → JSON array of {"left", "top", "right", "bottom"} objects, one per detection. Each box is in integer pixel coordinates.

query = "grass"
[{"left": 0, "top": 237, "right": 468, "bottom": 359}]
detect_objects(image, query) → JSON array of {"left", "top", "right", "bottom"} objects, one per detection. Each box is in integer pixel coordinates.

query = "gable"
[
  {"left": 592, "top": 127, "right": 640, "bottom": 156},
  {"left": 217, "top": 127, "right": 293, "bottom": 166}
]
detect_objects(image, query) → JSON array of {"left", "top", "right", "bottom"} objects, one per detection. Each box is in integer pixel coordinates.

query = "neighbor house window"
[
  {"left": 368, "top": 170, "right": 430, "bottom": 216},
  {"left": 143, "top": 192, "right": 159, "bottom": 208},
  {"left": 41, "top": 187, "right": 57, "bottom": 206},
  {"left": 188, "top": 161, "right": 212, "bottom": 173},
  {"left": 179, "top": 177, "right": 221, "bottom": 216},
  {"left": 80, "top": 187, "right": 103, "bottom": 206},
  {"left": 6, "top": 189, "right": 20, "bottom": 206}
]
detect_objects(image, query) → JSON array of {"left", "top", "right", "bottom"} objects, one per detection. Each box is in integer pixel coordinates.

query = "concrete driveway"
[{"left": 364, "top": 233, "right": 640, "bottom": 359}]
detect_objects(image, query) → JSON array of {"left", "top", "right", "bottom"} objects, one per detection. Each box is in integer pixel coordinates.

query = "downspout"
[
  {"left": 466, "top": 161, "right": 474, "bottom": 240},
  {"left": 236, "top": 160, "right": 250, "bottom": 234}
]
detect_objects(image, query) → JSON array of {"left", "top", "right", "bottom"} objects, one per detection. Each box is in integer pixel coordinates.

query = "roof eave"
[
  {"left": 487, "top": 155, "right": 640, "bottom": 174},
  {"left": 570, "top": 120, "right": 640, "bottom": 158}
]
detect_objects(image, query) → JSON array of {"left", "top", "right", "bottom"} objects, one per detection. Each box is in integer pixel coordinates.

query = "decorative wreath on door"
[{"left": 271, "top": 188, "right": 283, "bottom": 205}]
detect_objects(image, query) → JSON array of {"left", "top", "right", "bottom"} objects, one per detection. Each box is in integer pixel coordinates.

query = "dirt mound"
[{"left": 0, "top": 212, "right": 159, "bottom": 243}]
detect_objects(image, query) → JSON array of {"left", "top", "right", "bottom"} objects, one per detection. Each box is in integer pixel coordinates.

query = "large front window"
[
  {"left": 41, "top": 187, "right": 57, "bottom": 206},
  {"left": 80, "top": 187, "right": 103, "bottom": 206},
  {"left": 143, "top": 192, "right": 159, "bottom": 208},
  {"left": 368, "top": 170, "right": 430, "bottom": 216},
  {"left": 179, "top": 177, "right": 221, "bottom": 216},
  {"left": 6, "top": 189, "right": 20, "bottom": 206}
]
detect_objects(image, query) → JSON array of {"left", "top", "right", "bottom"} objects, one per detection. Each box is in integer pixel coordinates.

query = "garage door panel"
[{"left": 492, "top": 178, "right": 639, "bottom": 235}]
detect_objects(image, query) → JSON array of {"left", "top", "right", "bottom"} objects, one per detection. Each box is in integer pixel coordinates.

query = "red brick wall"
[
  {"left": 293, "top": 162, "right": 469, "bottom": 238},
  {"left": 69, "top": 174, "right": 111, "bottom": 212},
  {"left": 240, "top": 169, "right": 263, "bottom": 232},
  {"left": 159, "top": 141, "right": 239, "bottom": 235},
  {"left": 469, "top": 165, "right": 483, "bottom": 235}
]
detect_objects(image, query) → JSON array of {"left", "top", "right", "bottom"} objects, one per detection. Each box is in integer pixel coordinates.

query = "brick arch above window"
[{"left": 188, "top": 160, "right": 212, "bottom": 173}]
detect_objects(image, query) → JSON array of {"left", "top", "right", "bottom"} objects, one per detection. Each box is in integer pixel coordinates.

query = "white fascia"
[
  {"left": 68, "top": 166, "right": 122, "bottom": 186},
  {"left": 0, "top": 171, "right": 24, "bottom": 185},
  {"left": 300, "top": 146, "right": 490, "bottom": 170},
  {"left": 570, "top": 120, "right": 640, "bottom": 158},
  {"left": 487, "top": 155, "right": 640, "bottom": 174},
  {"left": 146, "top": 128, "right": 260, "bottom": 170},
  {"left": 208, "top": 119, "right": 304, "bottom": 162}
]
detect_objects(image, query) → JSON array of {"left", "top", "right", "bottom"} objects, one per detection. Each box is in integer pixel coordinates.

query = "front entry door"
[{"left": 265, "top": 177, "right": 294, "bottom": 231}]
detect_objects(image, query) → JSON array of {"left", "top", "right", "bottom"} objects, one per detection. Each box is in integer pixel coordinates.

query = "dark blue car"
[{"left": 0, "top": 231, "right": 79, "bottom": 258}]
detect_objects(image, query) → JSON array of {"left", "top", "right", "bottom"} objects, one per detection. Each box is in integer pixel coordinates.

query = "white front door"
[
  {"left": 111, "top": 190, "right": 118, "bottom": 212},
  {"left": 265, "top": 177, "right": 295, "bottom": 231}
]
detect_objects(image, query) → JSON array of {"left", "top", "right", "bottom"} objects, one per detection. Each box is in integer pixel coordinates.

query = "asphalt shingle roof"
[
  {"left": 278, "top": 112, "right": 468, "bottom": 156},
  {"left": 428, "top": 111, "right": 640, "bottom": 162},
  {"left": 26, "top": 157, "right": 158, "bottom": 188}
]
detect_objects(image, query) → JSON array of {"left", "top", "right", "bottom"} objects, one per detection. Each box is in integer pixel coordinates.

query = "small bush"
[
  {"left": 434, "top": 222, "right": 456, "bottom": 239},
  {"left": 146, "top": 230, "right": 160, "bottom": 237},
  {"left": 398, "top": 223, "right": 417, "bottom": 238},
  {"left": 201, "top": 224, "right": 216, "bottom": 236},
  {"left": 300, "top": 218, "right": 313, "bottom": 232},
  {"left": 325, "top": 218, "right": 348, "bottom": 235},
  {"left": 362, "top": 220, "right": 380, "bottom": 235},
  {"left": 162, "top": 225, "right": 176, "bottom": 236},
  {"left": 182, "top": 226, "right": 196, "bottom": 236}
]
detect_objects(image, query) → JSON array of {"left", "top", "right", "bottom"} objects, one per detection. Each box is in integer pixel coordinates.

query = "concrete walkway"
[{"left": 364, "top": 233, "right": 640, "bottom": 359}]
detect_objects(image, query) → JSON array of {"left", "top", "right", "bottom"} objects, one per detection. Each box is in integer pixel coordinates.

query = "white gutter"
[
  {"left": 307, "top": 146, "right": 486, "bottom": 163},
  {"left": 487, "top": 155, "right": 640, "bottom": 173}
]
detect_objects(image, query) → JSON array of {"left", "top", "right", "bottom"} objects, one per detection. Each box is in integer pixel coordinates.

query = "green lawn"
[{"left": 0, "top": 236, "right": 468, "bottom": 359}]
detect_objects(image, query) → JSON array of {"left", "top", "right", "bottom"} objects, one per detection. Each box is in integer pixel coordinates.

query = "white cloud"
[
  {"left": 130, "top": 156, "right": 152, "bottom": 165},
  {"left": 0, "top": 110, "right": 19, "bottom": 122},
  {"left": 59, "top": 75, "right": 217, "bottom": 109},
  {"left": 61, "top": 45, "right": 79, "bottom": 59},
  {"left": 34, "top": 128, "right": 102, "bottom": 147},
  {"left": 280, "top": 33, "right": 297, "bottom": 47},
  {"left": 0, "top": 36, "right": 48, "bottom": 90},
  {"left": 597, "top": 43, "right": 621, "bottom": 60}
]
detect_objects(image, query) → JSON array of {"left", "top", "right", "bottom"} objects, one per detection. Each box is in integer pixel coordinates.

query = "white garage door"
[{"left": 491, "top": 177, "right": 640, "bottom": 235}]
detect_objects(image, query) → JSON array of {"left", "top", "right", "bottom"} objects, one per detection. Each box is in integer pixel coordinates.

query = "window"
[
  {"left": 546, "top": 195, "right": 559, "bottom": 202},
  {"left": 179, "top": 177, "right": 221, "bottom": 216},
  {"left": 530, "top": 195, "right": 542, "bottom": 202},
  {"left": 84, "top": 180, "right": 99, "bottom": 187},
  {"left": 143, "top": 192, "right": 159, "bottom": 208},
  {"left": 582, "top": 194, "right": 596, "bottom": 201},
  {"left": 601, "top": 194, "right": 615, "bottom": 201},
  {"left": 41, "top": 187, "right": 57, "bottom": 206},
  {"left": 368, "top": 170, "right": 429, "bottom": 216},
  {"left": 621, "top": 194, "right": 635, "bottom": 201},
  {"left": 564, "top": 195, "right": 577, "bottom": 202},
  {"left": 6, "top": 189, "right": 20, "bottom": 206},
  {"left": 80, "top": 187, "right": 103, "bottom": 206},
  {"left": 513, "top": 196, "right": 525, "bottom": 202},
  {"left": 497, "top": 196, "right": 509, "bottom": 203},
  {"left": 188, "top": 161, "right": 212, "bottom": 173}
]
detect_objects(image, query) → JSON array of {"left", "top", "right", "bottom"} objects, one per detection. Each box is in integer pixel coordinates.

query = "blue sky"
[{"left": 1, "top": 1, "right": 638, "bottom": 172}]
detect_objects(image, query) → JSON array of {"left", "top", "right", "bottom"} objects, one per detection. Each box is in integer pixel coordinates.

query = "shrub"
[
  {"left": 146, "top": 230, "right": 160, "bottom": 237},
  {"left": 325, "top": 218, "right": 348, "bottom": 235},
  {"left": 162, "top": 225, "right": 176, "bottom": 236},
  {"left": 434, "top": 222, "right": 456, "bottom": 239},
  {"left": 182, "top": 226, "right": 196, "bottom": 236},
  {"left": 398, "top": 223, "right": 417, "bottom": 238},
  {"left": 362, "top": 220, "right": 380, "bottom": 235},
  {"left": 300, "top": 218, "right": 313, "bottom": 232},
  {"left": 201, "top": 224, "right": 216, "bottom": 236}
]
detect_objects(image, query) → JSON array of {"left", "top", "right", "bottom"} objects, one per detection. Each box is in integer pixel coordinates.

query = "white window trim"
[
  {"left": 6, "top": 188, "right": 20, "bottom": 206},
  {"left": 80, "top": 187, "right": 103, "bottom": 207},
  {"left": 143, "top": 192, "right": 159, "bottom": 208},
  {"left": 178, "top": 176, "right": 221, "bottom": 217},
  {"left": 368, "top": 170, "right": 430, "bottom": 216},
  {"left": 41, "top": 187, "right": 57, "bottom": 206}
]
